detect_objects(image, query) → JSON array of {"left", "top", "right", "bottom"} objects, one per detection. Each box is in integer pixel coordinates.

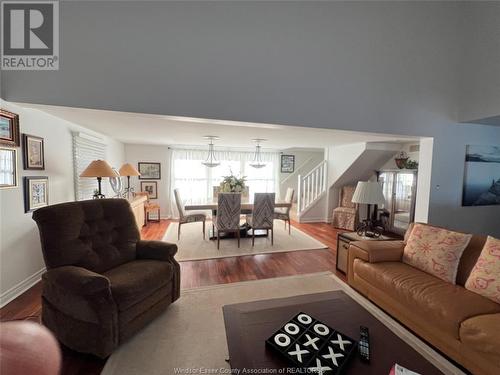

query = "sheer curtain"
[{"left": 169, "top": 148, "right": 280, "bottom": 218}]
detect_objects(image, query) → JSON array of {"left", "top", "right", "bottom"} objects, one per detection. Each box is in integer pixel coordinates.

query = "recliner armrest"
[
  {"left": 43, "top": 266, "right": 111, "bottom": 295},
  {"left": 349, "top": 240, "right": 405, "bottom": 263},
  {"left": 136, "top": 240, "right": 178, "bottom": 261}
]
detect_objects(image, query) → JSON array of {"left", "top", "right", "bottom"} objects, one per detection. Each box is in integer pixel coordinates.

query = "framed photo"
[
  {"left": 22, "top": 134, "right": 45, "bottom": 170},
  {"left": 138, "top": 162, "right": 161, "bottom": 180},
  {"left": 0, "top": 147, "right": 18, "bottom": 189},
  {"left": 0, "top": 109, "right": 20, "bottom": 147},
  {"left": 140, "top": 181, "right": 158, "bottom": 199},
  {"left": 462, "top": 145, "right": 500, "bottom": 206},
  {"left": 281, "top": 155, "right": 295, "bottom": 173},
  {"left": 24, "top": 176, "right": 49, "bottom": 212}
]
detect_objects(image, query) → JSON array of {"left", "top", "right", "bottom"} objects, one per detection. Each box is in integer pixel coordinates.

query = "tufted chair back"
[{"left": 33, "top": 199, "right": 140, "bottom": 273}]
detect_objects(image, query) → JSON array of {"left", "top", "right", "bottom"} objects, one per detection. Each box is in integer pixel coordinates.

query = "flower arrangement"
[{"left": 220, "top": 171, "right": 246, "bottom": 193}]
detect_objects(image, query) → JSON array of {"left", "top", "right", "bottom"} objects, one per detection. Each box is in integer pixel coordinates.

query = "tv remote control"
[{"left": 359, "top": 326, "right": 370, "bottom": 362}]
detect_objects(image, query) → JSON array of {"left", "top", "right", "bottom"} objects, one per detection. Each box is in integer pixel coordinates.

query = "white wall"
[
  {"left": 0, "top": 101, "right": 125, "bottom": 306},
  {"left": 279, "top": 148, "right": 324, "bottom": 201},
  {"left": 124, "top": 144, "right": 171, "bottom": 219}
]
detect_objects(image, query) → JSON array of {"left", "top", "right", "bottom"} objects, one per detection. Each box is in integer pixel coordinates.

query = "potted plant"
[
  {"left": 394, "top": 151, "right": 409, "bottom": 169},
  {"left": 220, "top": 172, "right": 246, "bottom": 193}
]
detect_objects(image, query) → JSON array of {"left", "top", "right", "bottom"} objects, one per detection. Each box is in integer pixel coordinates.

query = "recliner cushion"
[
  {"left": 104, "top": 260, "right": 173, "bottom": 311},
  {"left": 353, "top": 260, "right": 500, "bottom": 338}
]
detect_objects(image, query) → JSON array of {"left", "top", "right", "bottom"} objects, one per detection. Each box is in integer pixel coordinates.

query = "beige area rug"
[
  {"left": 164, "top": 221, "right": 328, "bottom": 261},
  {"left": 102, "top": 272, "right": 341, "bottom": 375}
]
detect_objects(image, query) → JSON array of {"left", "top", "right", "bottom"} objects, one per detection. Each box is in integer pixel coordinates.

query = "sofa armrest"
[
  {"left": 136, "top": 240, "right": 178, "bottom": 261},
  {"left": 349, "top": 240, "right": 405, "bottom": 263},
  {"left": 43, "top": 266, "right": 110, "bottom": 295}
]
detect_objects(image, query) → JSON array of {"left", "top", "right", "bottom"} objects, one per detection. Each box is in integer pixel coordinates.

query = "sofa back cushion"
[
  {"left": 465, "top": 236, "right": 500, "bottom": 304},
  {"left": 402, "top": 223, "right": 472, "bottom": 284},
  {"left": 33, "top": 199, "right": 140, "bottom": 273}
]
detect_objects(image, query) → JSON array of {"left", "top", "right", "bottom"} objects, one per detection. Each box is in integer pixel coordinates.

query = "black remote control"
[{"left": 359, "top": 326, "right": 370, "bottom": 362}]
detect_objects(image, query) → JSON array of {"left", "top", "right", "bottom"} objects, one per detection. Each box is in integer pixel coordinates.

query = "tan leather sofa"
[{"left": 347, "top": 225, "right": 500, "bottom": 375}]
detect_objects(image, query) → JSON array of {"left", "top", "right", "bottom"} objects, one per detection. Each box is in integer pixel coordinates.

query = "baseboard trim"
[
  {"left": 0, "top": 268, "right": 46, "bottom": 308},
  {"left": 298, "top": 216, "right": 329, "bottom": 223}
]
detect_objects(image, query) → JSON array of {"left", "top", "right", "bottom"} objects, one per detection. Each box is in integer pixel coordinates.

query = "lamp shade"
[
  {"left": 119, "top": 163, "right": 140, "bottom": 177},
  {"left": 79, "top": 160, "right": 117, "bottom": 178},
  {"left": 351, "top": 181, "right": 385, "bottom": 205}
]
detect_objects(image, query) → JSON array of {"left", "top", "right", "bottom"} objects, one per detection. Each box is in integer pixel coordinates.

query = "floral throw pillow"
[
  {"left": 402, "top": 223, "right": 472, "bottom": 284},
  {"left": 465, "top": 236, "right": 500, "bottom": 304}
]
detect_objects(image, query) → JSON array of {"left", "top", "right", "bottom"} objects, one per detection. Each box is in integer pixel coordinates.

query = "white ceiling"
[{"left": 20, "top": 103, "right": 419, "bottom": 150}]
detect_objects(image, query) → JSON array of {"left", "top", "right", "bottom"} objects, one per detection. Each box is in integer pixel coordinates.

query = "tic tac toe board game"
[{"left": 266, "top": 312, "right": 357, "bottom": 374}]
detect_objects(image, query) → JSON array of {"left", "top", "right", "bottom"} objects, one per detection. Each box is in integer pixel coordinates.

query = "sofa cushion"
[
  {"left": 402, "top": 223, "right": 472, "bottom": 284},
  {"left": 104, "top": 260, "right": 173, "bottom": 311},
  {"left": 465, "top": 236, "right": 500, "bottom": 304},
  {"left": 460, "top": 313, "right": 500, "bottom": 362},
  {"left": 353, "top": 260, "right": 500, "bottom": 338}
]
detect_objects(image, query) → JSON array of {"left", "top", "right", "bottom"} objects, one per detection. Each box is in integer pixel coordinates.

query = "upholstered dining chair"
[
  {"left": 247, "top": 193, "right": 275, "bottom": 246},
  {"left": 32, "top": 199, "right": 180, "bottom": 358},
  {"left": 214, "top": 193, "right": 241, "bottom": 249},
  {"left": 174, "top": 188, "right": 207, "bottom": 240},
  {"left": 331, "top": 185, "right": 358, "bottom": 230},
  {"left": 274, "top": 188, "right": 294, "bottom": 234}
]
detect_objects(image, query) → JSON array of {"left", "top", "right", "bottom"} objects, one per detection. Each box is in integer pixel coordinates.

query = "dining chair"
[
  {"left": 215, "top": 193, "right": 241, "bottom": 249},
  {"left": 174, "top": 188, "right": 207, "bottom": 239},
  {"left": 247, "top": 193, "right": 275, "bottom": 246},
  {"left": 274, "top": 188, "right": 294, "bottom": 234}
]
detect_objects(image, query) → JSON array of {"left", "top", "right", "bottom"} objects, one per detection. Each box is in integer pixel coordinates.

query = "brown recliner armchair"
[{"left": 32, "top": 199, "right": 180, "bottom": 358}]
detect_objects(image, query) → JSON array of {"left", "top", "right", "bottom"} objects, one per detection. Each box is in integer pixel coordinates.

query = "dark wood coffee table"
[{"left": 223, "top": 291, "right": 444, "bottom": 374}]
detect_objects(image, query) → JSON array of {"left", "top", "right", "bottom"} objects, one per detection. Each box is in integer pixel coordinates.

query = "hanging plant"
[
  {"left": 395, "top": 151, "right": 409, "bottom": 169},
  {"left": 405, "top": 159, "right": 419, "bottom": 169}
]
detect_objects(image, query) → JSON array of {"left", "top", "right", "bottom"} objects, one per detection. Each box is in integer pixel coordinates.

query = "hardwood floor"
[{"left": 0, "top": 219, "right": 346, "bottom": 375}]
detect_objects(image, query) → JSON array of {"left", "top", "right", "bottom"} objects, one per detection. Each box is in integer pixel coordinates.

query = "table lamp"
[
  {"left": 79, "top": 160, "right": 118, "bottom": 199},
  {"left": 352, "top": 181, "right": 385, "bottom": 237},
  {"left": 119, "top": 163, "right": 141, "bottom": 198}
]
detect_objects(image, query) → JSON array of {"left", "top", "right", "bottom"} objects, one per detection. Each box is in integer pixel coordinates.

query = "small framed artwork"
[
  {"left": 0, "top": 147, "right": 18, "bottom": 189},
  {"left": 23, "top": 134, "right": 45, "bottom": 170},
  {"left": 281, "top": 155, "right": 295, "bottom": 173},
  {"left": 24, "top": 176, "right": 49, "bottom": 213},
  {"left": 0, "top": 109, "right": 20, "bottom": 147},
  {"left": 138, "top": 162, "right": 161, "bottom": 179},
  {"left": 140, "top": 181, "right": 158, "bottom": 199}
]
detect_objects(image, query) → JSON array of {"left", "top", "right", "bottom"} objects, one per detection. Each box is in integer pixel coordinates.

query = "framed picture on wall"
[
  {"left": 140, "top": 181, "right": 158, "bottom": 199},
  {"left": 22, "top": 134, "right": 45, "bottom": 170},
  {"left": 281, "top": 155, "right": 295, "bottom": 173},
  {"left": 0, "top": 147, "right": 18, "bottom": 189},
  {"left": 24, "top": 176, "right": 49, "bottom": 212},
  {"left": 138, "top": 162, "right": 161, "bottom": 179},
  {"left": 462, "top": 145, "right": 500, "bottom": 206},
  {"left": 0, "top": 109, "right": 20, "bottom": 147}
]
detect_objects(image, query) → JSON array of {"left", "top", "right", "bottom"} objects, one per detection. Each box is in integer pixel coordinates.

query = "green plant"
[
  {"left": 405, "top": 159, "right": 418, "bottom": 169},
  {"left": 220, "top": 171, "right": 246, "bottom": 192}
]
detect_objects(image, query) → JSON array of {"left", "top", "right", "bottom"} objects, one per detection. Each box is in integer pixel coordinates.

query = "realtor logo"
[{"left": 1, "top": 1, "right": 59, "bottom": 70}]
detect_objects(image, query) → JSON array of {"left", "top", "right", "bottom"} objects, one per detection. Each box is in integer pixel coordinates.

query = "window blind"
[{"left": 72, "top": 132, "right": 107, "bottom": 200}]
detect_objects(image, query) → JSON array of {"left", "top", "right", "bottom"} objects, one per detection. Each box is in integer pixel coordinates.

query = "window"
[
  {"left": 170, "top": 148, "right": 280, "bottom": 216},
  {"left": 73, "top": 132, "right": 107, "bottom": 200}
]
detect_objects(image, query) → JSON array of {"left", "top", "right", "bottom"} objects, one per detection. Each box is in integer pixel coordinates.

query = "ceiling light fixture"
[
  {"left": 202, "top": 136, "right": 220, "bottom": 168},
  {"left": 249, "top": 139, "right": 267, "bottom": 169}
]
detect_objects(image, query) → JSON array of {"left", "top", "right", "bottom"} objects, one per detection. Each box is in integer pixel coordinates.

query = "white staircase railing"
[{"left": 297, "top": 160, "right": 327, "bottom": 215}]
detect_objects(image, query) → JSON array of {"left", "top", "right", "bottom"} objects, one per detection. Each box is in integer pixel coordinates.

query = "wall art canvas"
[
  {"left": 0, "top": 109, "right": 20, "bottom": 147},
  {"left": 140, "top": 181, "right": 158, "bottom": 199},
  {"left": 0, "top": 147, "right": 18, "bottom": 188},
  {"left": 23, "top": 134, "right": 45, "bottom": 170},
  {"left": 24, "top": 176, "right": 49, "bottom": 212},
  {"left": 462, "top": 145, "right": 500, "bottom": 206},
  {"left": 138, "top": 162, "right": 161, "bottom": 179},
  {"left": 281, "top": 155, "right": 295, "bottom": 173}
]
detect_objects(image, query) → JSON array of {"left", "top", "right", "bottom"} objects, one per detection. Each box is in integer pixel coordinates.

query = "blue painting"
[{"left": 462, "top": 145, "right": 500, "bottom": 206}]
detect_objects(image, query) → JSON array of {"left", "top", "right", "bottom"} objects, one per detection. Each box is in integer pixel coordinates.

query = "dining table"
[{"left": 184, "top": 199, "right": 292, "bottom": 240}]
